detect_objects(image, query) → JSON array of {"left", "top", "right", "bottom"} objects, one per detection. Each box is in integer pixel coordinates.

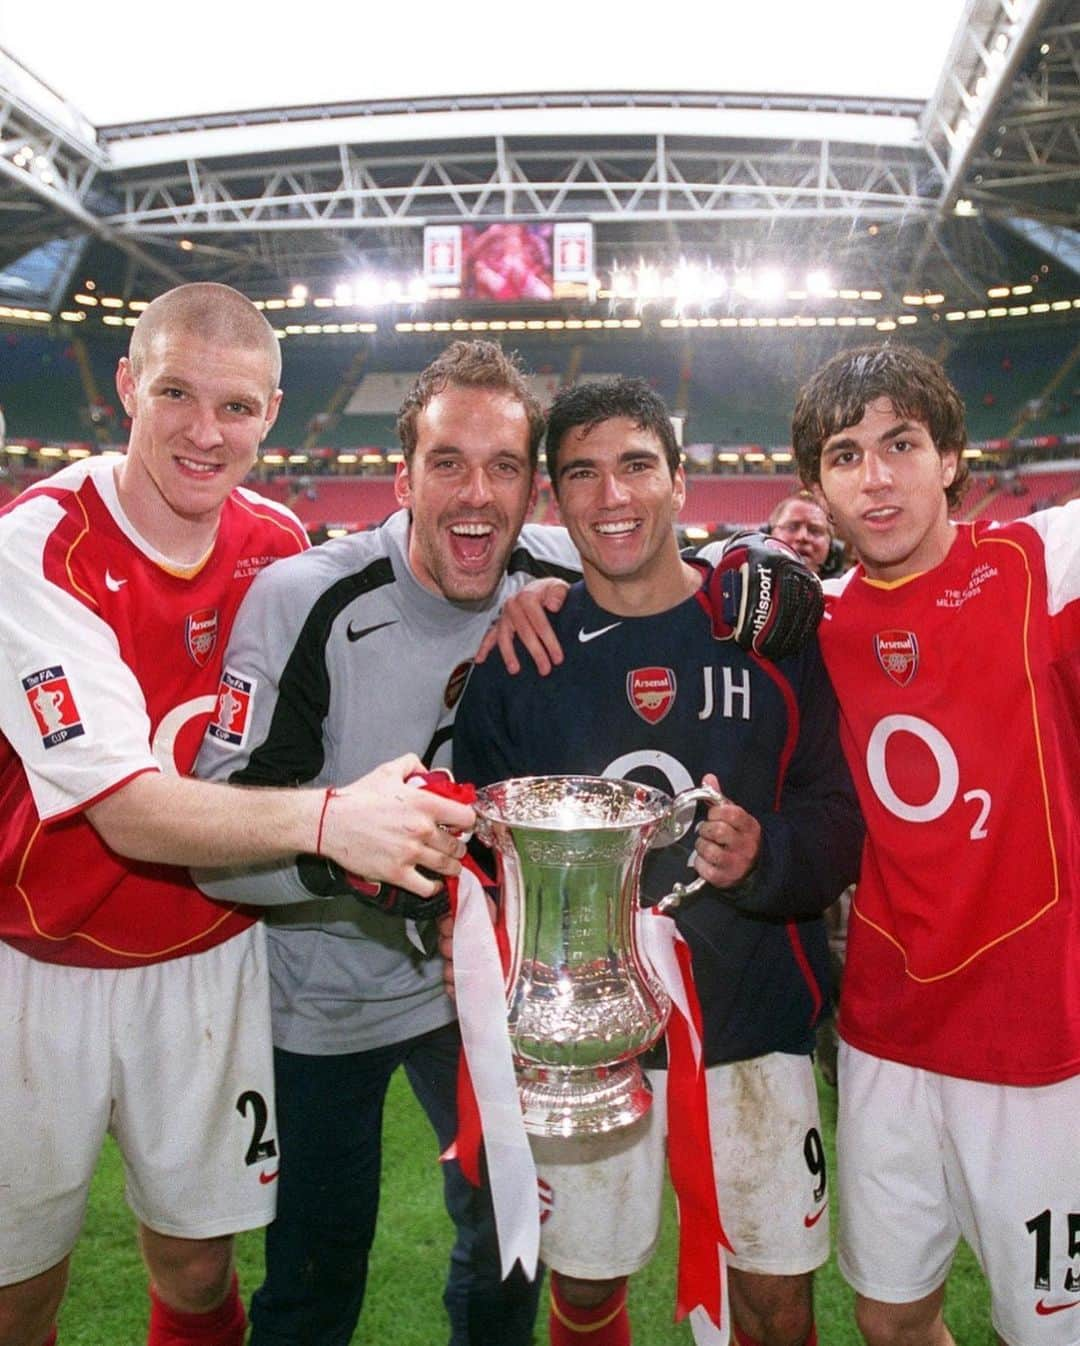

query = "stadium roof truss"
[{"left": 0, "top": 0, "right": 1076, "bottom": 308}]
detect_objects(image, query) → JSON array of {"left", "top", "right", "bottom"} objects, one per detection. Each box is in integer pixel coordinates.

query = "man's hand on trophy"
[
  {"left": 692, "top": 773, "right": 762, "bottom": 890},
  {"left": 710, "top": 530, "right": 824, "bottom": 660},
  {"left": 474, "top": 577, "right": 570, "bottom": 675}
]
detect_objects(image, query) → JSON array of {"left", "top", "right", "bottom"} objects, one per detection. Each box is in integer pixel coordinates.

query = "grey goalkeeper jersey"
[{"left": 195, "top": 508, "right": 578, "bottom": 1055}]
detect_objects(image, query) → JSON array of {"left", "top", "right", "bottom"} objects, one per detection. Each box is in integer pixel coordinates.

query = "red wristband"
[{"left": 315, "top": 787, "right": 336, "bottom": 857}]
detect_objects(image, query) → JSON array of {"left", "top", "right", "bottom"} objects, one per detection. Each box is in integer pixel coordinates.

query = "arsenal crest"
[
  {"left": 185, "top": 608, "right": 219, "bottom": 668},
  {"left": 627, "top": 667, "right": 676, "bottom": 724},
  {"left": 444, "top": 659, "right": 472, "bottom": 710},
  {"left": 875, "top": 630, "right": 919, "bottom": 687}
]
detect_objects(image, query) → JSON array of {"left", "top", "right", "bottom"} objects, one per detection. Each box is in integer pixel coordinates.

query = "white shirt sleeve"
[
  {"left": 1019, "top": 500, "right": 1080, "bottom": 616},
  {"left": 0, "top": 496, "right": 158, "bottom": 820}
]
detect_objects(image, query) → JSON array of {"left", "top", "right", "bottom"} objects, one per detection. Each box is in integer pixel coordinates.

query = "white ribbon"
[
  {"left": 453, "top": 865, "right": 540, "bottom": 1279},
  {"left": 635, "top": 908, "right": 703, "bottom": 1069},
  {"left": 690, "top": 1274, "right": 731, "bottom": 1346}
]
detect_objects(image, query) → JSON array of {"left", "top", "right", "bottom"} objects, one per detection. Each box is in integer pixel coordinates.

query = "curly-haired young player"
[{"left": 704, "top": 344, "right": 1080, "bottom": 1346}]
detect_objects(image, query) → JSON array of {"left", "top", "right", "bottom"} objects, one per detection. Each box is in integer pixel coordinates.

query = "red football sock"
[
  {"left": 146, "top": 1272, "right": 246, "bottom": 1346},
  {"left": 40, "top": 1329, "right": 57, "bottom": 1346},
  {"left": 550, "top": 1276, "right": 631, "bottom": 1346}
]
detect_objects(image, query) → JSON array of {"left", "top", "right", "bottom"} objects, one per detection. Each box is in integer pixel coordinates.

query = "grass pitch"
[{"left": 59, "top": 1070, "right": 994, "bottom": 1344}]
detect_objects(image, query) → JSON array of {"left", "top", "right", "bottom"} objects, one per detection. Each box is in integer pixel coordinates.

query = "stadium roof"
[
  {"left": 2, "top": 1, "right": 968, "bottom": 126},
  {"left": 0, "top": 0, "right": 1077, "bottom": 317}
]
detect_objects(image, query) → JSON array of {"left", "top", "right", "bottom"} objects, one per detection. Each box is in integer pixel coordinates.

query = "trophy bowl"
[{"left": 473, "top": 774, "right": 708, "bottom": 1138}]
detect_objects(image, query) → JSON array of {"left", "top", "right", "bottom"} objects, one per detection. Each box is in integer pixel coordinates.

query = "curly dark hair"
[
  {"left": 792, "top": 344, "right": 970, "bottom": 511},
  {"left": 545, "top": 377, "right": 680, "bottom": 492},
  {"left": 396, "top": 340, "right": 545, "bottom": 466}
]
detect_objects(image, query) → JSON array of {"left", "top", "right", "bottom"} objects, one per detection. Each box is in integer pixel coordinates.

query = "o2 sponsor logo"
[{"left": 866, "top": 714, "right": 991, "bottom": 840}]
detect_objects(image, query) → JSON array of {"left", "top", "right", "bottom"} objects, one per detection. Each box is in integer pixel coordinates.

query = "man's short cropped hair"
[
  {"left": 791, "top": 344, "right": 970, "bottom": 511},
  {"left": 396, "top": 340, "right": 545, "bottom": 467},
  {"left": 129, "top": 282, "right": 282, "bottom": 392},
  {"left": 767, "top": 490, "right": 832, "bottom": 533},
  {"left": 545, "top": 377, "right": 681, "bottom": 491}
]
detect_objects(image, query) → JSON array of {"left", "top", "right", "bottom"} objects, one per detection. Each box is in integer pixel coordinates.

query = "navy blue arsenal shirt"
[{"left": 453, "top": 561, "right": 863, "bottom": 1067}]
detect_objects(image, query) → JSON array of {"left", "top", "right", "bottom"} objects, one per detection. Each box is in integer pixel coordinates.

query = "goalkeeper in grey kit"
[{"left": 194, "top": 341, "right": 578, "bottom": 1346}]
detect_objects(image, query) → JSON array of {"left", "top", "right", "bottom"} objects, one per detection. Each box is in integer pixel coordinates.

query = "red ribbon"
[
  {"left": 666, "top": 937, "right": 732, "bottom": 1326},
  {"left": 397, "top": 770, "right": 488, "bottom": 1186},
  {"left": 445, "top": 858, "right": 488, "bottom": 1187}
]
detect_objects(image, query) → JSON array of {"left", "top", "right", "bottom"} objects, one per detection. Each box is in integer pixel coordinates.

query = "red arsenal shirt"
[
  {"left": 820, "top": 506, "right": 1080, "bottom": 1084},
  {"left": 0, "top": 457, "right": 307, "bottom": 968}
]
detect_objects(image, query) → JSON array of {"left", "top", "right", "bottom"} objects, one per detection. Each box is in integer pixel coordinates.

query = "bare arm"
[
  {"left": 87, "top": 753, "right": 473, "bottom": 897},
  {"left": 474, "top": 576, "right": 570, "bottom": 675}
]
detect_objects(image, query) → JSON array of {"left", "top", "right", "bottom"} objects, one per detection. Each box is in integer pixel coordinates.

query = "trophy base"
[{"left": 516, "top": 1061, "right": 653, "bottom": 1138}]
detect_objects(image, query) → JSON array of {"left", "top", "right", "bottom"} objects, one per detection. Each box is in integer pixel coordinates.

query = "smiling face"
[
  {"left": 395, "top": 383, "right": 536, "bottom": 603},
  {"left": 815, "top": 396, "right": 958, "bottom": 582},
  {"left": 115, "top": 329, "right": 280, "bottom": 558},
  {"left": 554, "top": 416, "right": 689, "bottom": 614}
]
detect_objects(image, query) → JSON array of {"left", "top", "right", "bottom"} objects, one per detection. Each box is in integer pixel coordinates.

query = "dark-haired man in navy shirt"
[{"left": 454, "top": 377, "right": 862, "bottom": 1346}]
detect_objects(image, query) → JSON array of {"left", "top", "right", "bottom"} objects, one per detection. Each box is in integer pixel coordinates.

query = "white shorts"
[
  {"left": 837, "top": 1043, "right": 1080, "bottom": 1346},
  {"left": 0, "top": 928, "right": 278, "bottom": 1285},
  {"left": 533, "top": 1052, "right": 829, "bottom": 1280}
]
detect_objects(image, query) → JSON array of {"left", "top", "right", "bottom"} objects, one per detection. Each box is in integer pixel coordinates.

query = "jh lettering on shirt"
[{"left": 698, "top": 666, "right": 752, "bottom": 721}]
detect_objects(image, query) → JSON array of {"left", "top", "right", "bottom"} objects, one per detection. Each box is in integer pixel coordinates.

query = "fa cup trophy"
[{"left": 473, "top": 775, "right": 722, "bottom": 1138}]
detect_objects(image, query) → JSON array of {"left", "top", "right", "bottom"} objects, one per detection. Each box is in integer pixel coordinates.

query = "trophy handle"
[{"left": 650, "top": 785, "right": 726, "bottom": 913}]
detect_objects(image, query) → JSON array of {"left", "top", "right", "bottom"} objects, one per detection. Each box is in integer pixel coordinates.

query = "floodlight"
[
  {"left": 806, "top": 270, "right": 833, "bottom": 296},
  {"left": 291, "top": 284, "right": 308, "bottom": 302},
  {"left": 673, "top": 263, "right": 707, "bottom": 310},
  {"left": 705, "top": 272, "right": 728, "bottom": 301},
  {"left": 636, "top": 264, "right": 662, "bottom": 301},
  {"left": 757, "top": 269, "right": 786, "bottom": 303},
  {"left": 353, "top": 275, "right": 381, "bottom": 307}
]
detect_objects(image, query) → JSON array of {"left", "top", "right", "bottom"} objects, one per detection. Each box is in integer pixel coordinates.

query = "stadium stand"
[
  {"left": 286, "top": 477, "right": 399, "bottom": 529},
  {"left": 4, "top": 328, "right": 1078, "bottom": 539},
  {"left": 949, "top": 328, "right": 1080, "bottom": 442},
  {"left": 683, "top": 475, "right": 797, "bottom": 527},
  {"left": 0, "top": 331, "right": 90, "bottom": 441}
]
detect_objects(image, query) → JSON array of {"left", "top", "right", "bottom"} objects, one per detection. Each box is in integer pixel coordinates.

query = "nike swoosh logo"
[
  {"left": 578, "top": 622, "right": 623, "bottom": 644},
  {"left": 347, "top": 619, "right": 398, "bottom": 642},
  {"left": 1035, "top": 1299, "right": 1080, "bottom": 1316},
  {"left": 104, "top": 570, "right": 127, "bottom": 592},
  {"left": 803, "top": 1205, "right": 827, "bottom": 1228},
  {"left": 258, "top": 1169, "right": 280, "bottom": 1185}
]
